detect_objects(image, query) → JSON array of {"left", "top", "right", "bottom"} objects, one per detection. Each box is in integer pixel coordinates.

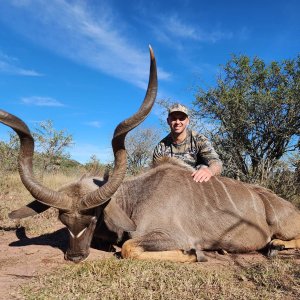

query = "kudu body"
[
  {"left": 2, "top": 47, "right": 300, "bottom": 263},
  {"left": 95, "top": 158, "right": 300, "bottom": 262}
]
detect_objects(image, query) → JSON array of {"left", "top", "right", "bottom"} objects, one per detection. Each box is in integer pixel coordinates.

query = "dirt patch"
[
  {"left": 0, "top": 223, "right": 113, "bottom": 299},
  {"left": 0, "top": 223, "right": 299, "bottom": 299}
]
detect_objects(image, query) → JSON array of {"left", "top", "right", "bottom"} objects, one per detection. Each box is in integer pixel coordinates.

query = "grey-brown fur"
[{"left": 105, "top": 158, "right": 300, "bottom": 254}]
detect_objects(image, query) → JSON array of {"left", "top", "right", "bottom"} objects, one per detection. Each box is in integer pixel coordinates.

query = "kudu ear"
[
  {"left": 9, "top": 200, "right": 50, "bottom": 219},
  {"left": 104, "top": 201, "right": 136, "bottom": 232}
]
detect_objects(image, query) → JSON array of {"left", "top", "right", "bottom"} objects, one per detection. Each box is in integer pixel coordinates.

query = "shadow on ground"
[
  {"left": 7, "top": 226, "right": 116, "bottom": 254},
  {"left": 9, "top": 227, "right": 68, "bottom": 253}
]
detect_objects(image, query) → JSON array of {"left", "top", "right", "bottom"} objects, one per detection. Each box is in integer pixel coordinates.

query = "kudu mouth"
[{"left": 65, "top": 251, "right": 90, "bottom": 263}]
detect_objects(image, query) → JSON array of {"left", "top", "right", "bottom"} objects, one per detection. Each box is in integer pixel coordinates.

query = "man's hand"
[{"left": 191, "top": 167, "right": 213, "bottom": 183}]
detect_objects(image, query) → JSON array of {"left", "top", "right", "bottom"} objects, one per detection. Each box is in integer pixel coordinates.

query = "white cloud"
[
  {"left": 21, "top": 96, "right": 65, "bottom": 107},
  {"left": 0, "top": 52, "right": 42, "bottom": 76},
  {"left": 163, "top": 16, "right": 199, "bottom": 40},
  {"left": 1, "top": 1, "right": 171, "bottom": 88},
  {"left": 84, "top": 121, "right": 102, "bottom": 128},
  {"left": 157, "top": 14, "right": 233, "bottom": 43}
]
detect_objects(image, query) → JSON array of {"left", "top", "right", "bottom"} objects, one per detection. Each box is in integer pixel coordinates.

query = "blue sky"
[{"left": 0, "top": 0, "right": 299, "bottom": 163}]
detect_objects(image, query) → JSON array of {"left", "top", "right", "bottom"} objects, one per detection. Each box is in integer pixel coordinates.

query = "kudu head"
[{"left": 0, "top": 46, "right": 157, "bottom": 263}]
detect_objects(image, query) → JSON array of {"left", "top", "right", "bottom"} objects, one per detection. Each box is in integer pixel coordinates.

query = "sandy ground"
[
  {"left": 0, "top": 222, "right": 299, "bottom": 299},
  {"left": 0, "top": 223, "right": 113, "bottom": 299}
]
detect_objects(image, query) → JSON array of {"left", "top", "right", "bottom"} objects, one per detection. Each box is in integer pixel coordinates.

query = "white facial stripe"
[
  {"left": 68, "top": 229, "right": 75, "bottom": 238},
  {"left": 76, "top": 227, "right": 87, "bottom": 238}
]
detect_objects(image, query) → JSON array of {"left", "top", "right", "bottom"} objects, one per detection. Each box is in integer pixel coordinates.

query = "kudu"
[{"left": 2, "top": 49, "right": 300, "bottom": 263}]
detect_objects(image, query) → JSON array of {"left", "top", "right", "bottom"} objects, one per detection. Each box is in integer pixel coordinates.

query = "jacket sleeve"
[{"left": 195, "top": 135, "right": 223, "bottom": 175}]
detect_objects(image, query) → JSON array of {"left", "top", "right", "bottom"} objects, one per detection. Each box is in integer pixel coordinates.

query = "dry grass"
[
  {"left": 22, "top": 257, "right": 300, "bottom": 300},
  {"left": 0, "top": 171, "right": 79, "bottom": 235}
]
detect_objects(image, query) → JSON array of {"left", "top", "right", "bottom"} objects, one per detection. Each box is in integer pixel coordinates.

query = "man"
[{"left": 153, "top": 103, "right": 222, "bottom": 182}]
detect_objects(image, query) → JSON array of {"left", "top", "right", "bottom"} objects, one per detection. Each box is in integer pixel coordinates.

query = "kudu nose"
[{"left": 65, "top": 251, "right": 89, "bottom": 263}]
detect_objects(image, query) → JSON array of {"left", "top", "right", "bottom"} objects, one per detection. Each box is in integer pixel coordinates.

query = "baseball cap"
[{"left": 168, "top": 103, "right": 189, "bottom": 116}]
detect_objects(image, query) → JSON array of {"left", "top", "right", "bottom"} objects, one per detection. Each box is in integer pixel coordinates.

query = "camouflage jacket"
[{"left": 153, "top": 130, "right": 222, "bottom": 172}]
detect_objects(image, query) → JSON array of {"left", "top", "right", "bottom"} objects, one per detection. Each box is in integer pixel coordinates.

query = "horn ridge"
[{"left": 80, "top": 46, "right": 158, "bottom": 210}]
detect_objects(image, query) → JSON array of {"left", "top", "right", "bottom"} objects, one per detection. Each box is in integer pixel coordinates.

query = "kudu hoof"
[
  {"left": 218, "top": 249, "right": 228, "bottom": 255},
  {"left": 267, "top": 243, "right": 285, "bottom": 258},
  {"left": 114, "top": 252, "right": 122, "bottom": 259},
  {"left": 195, "top": 250, "right": 208, "bottom": 262},
  {"left": 184, "top": 248, "right": 208, "bottom": 262}
]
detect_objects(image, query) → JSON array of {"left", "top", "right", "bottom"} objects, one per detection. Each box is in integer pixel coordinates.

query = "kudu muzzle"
[{"left": 65, "top": 217, "right": 97, "bottom": 263}]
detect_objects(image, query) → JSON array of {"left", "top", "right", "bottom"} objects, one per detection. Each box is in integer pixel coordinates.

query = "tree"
[
  {"left": 126, "top": 127, "right": 161, "bottom": 175},
  {"left": 194, "top": 54, "right": 300, "bottom": 184},
  {"left": 84, "top": 154, "right": 106, "bottom": 174},
  {"left": 0, "top": 120, "right": 74, "bottom": 173},
  {"left": 33, "top": 120, "right": 73, "bottom": 172},
  {"left": 0, "top": 132, "right": 19, "bottom": 172}
]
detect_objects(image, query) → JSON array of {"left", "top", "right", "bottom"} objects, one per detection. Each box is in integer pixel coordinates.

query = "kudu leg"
[
  {"left": 121, "top": 239, "right": 197, "bottom": 262},
  {"left": 270, "top": 236, "right": 300, "bottom": 249},
  {"left": 268, "top": 235, "right": 300, "bottom": 257},
  {"left": 121, "top": 232, "right": 200, "bottom": 263}
]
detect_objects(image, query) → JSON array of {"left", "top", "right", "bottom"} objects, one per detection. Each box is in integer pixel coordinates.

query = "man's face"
[{"left": 167, "top": 111, "right": 189, "bottom": 135}]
